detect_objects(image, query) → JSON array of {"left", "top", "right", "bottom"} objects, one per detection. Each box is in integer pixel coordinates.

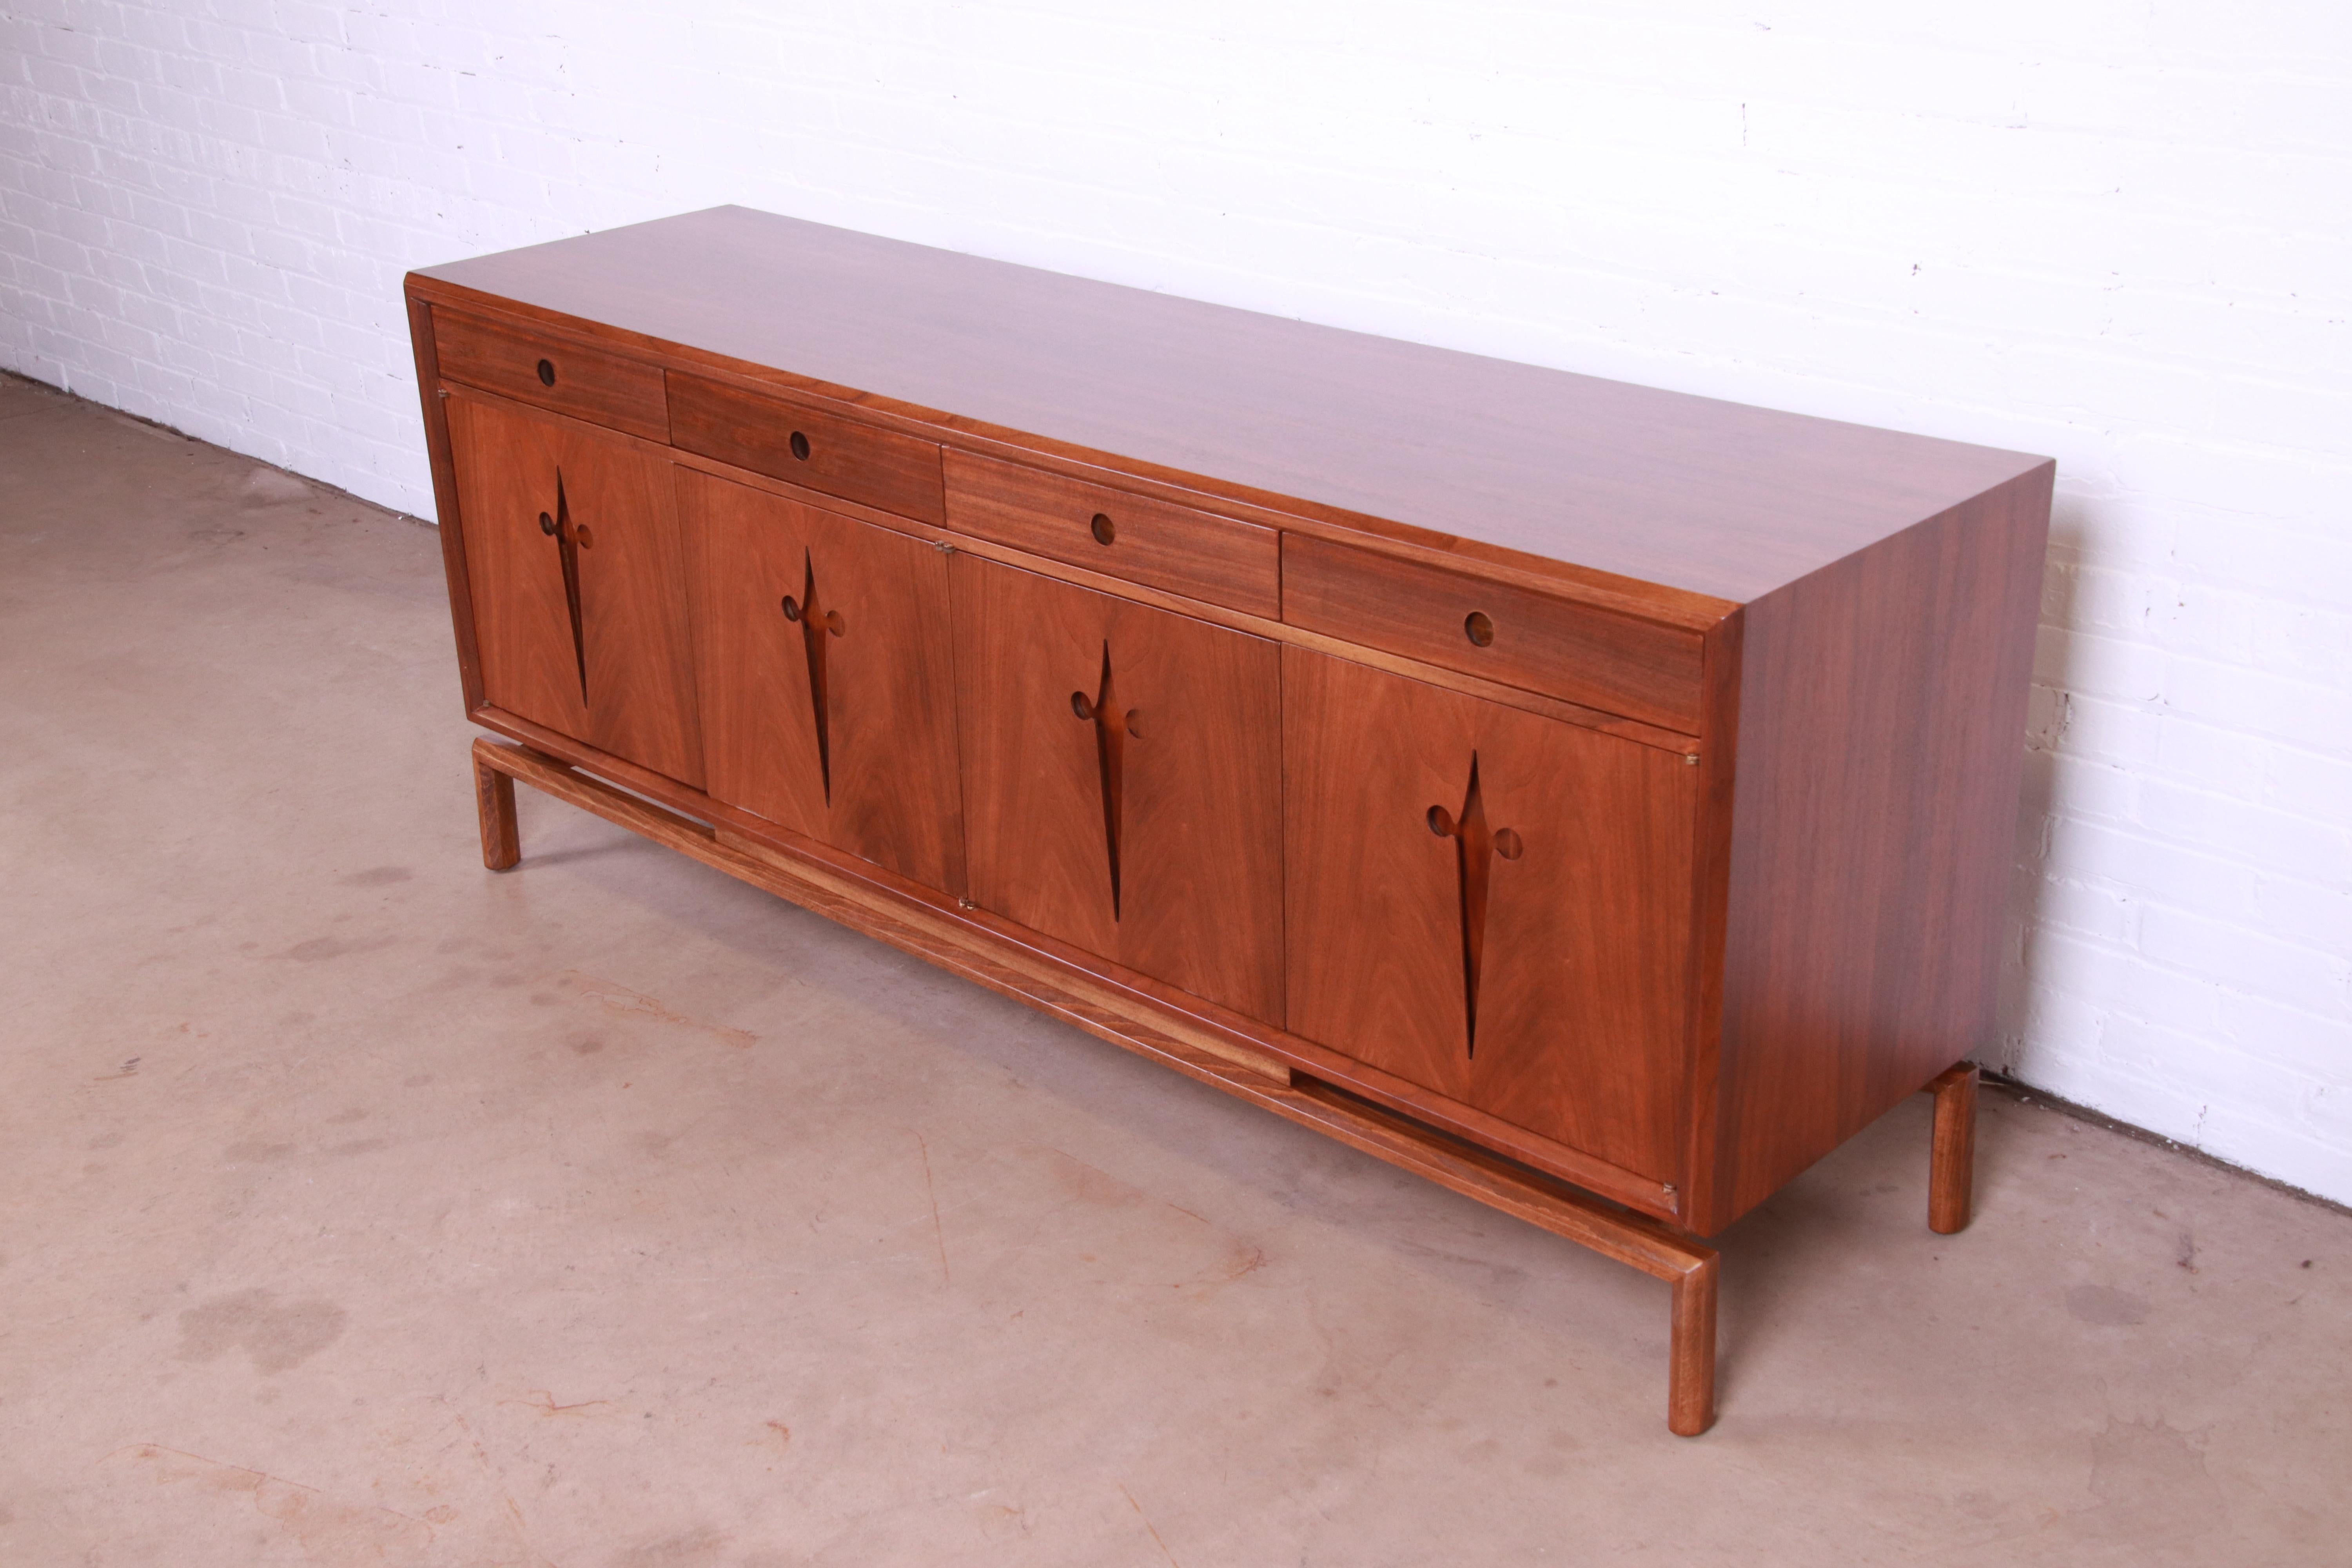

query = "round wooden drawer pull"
[
  {"left": 1465, "top": 611, "right": 1495, "bottom": 647},
  {"left": 781, "top": 595, "right": 802, "bottom": 621},
  {"left": 1071, "top": 691, "right": 1094, "bottom": 720},
  {"left": 573, "top": 525, "right": 593, "bottom": 548},
  {"left": 536, "top": 358, "right": 555, "bottom": 387},
  {"left": 538, "top": 511, "right": 556, "bottom": 535},
  {"left": 789, "top": 431, "right": 811, "bottom": 461},
  {"left": 1091, "top": 512, "right": 1116, "bottom": 546}
]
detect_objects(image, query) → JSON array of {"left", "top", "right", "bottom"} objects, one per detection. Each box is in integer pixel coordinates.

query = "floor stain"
[
  {"left": 109, "top": 1444, "right": 432, "bottom": 1563},
  {"left": 915, "top": 1129, "right": 950, "bottom": 1287},
  {"left": 560, "top": 970, "right": 756, "bottom": 1049},
  {"left": 2086, "top": 1414, "right": 2226, "bottom": 1542},
  {"left": 501, "top": 1389, "right": 617, "bottom": 1419},
  {"left": 239, "top": 469, "right": 314, "bottom": 508},
  {"left": 176, "top": 1289, "right": 348, "bottom": 1374},
  {"left": 1120, "top": 1481, "right": 1183, "bottom": 1568},
  {"left": 2065, "top": 1285, "right": 2149, "bottom": 1326},
  {"left": 281, "top": 935, "right": 394, "bottom": 962},
  {"left": 615, "top": 1523, "right": 733, "bottom": 1566},
  {"left": 1021, "top": 1147, "right": 1266, "bottom": 1298}
]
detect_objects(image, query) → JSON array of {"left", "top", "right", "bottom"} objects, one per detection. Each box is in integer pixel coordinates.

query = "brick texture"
[{"left": 4, "top": 1, "right": 2346, "bottom": 1200}]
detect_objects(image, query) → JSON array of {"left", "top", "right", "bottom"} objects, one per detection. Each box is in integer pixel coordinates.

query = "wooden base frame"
[{"left": 468, "top": 737, "right": 1980, "bottom": 1437}]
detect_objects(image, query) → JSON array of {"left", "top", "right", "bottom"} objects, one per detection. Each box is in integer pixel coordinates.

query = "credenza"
[{"left": 405, "top": 206, "right": 2051, "bottom": 1435}]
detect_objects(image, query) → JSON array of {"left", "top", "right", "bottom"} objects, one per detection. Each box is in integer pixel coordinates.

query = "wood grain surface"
[
  {"left": 1283, "top": 532, "right": 1707, "bottom": 731},
  {"left": 432, "top": 305, "right": 671, "bottom": 442},
  {"left": 1698, "top": 464, "right": 2052, "bottom": 1232},
  {"left": 412, "top": 205, "right": 2048, "bottom": 604},
  {"left": 677, "top": 467, "right": 964, "bottom": 892},
  {"left": 953, "top": 555, "right": 1285, "bottom": 1024},
  {"left": 473, "top": 697, "right": 1675, "bottom": 1218},
  {"left": 668, "top": 368, "right": 946, "bottom": 524},
  {"left": 1928, "top": 1062, "right": 1980, "bottom": 1235},
  {"left": 943, "top": 448, "right": 1281, "bottom": 617},
  {"left": 446, "top": 392, "right": 704, "bottom": 786},
  {"left": 1283, "top": 646, "right": 1697, "bottom": 1183}
]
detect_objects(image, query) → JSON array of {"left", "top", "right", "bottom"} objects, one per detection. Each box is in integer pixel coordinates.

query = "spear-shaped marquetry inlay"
[
  {"left": 780, "top": 547, "right": 848, "bottom": 804},
  {"left": 537, "top": 471, "right": 589, "bottom": 705},
  {"left": 1070, "top": 642, "right": 1142, "bottom": 920},
  {"left": 1425, "top": 753, "right": 1524, "bottom": 1056}
]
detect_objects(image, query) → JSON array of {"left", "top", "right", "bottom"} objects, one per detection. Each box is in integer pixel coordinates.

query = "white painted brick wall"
[{"left": 5, "top": 1, "right": 2347, "bottom": 1201}]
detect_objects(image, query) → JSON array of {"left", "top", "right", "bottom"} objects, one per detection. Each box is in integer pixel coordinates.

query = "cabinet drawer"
[
  {"left": 668, "top": 371, "right": 945, "bottom": 524},
  {"left": 944, "top": 451, "right": 1281, "bottom": 619},
  {"left": 432, "top": 308, "right": 670, "bottom": 442},
  {"left": 1282, "top": 535, "right": 1704, "bottom": 733}
]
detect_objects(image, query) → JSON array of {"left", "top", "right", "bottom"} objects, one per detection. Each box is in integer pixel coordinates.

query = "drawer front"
[
  {"left": 668, "top": 371, "right": 945, "bottom": 524},
  {"left": 431, "top": 308, "right": 670, "bottom": 442},
  {"left": 1282, "top": 535, "right": 1704, "bottom": 733},
  {"left": 944, "top": 451, "right": 1281, "bottom": 619}
]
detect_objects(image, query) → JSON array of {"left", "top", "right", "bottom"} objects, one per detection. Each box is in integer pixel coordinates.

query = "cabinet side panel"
[
  {"left": 1706, "top": 464, "right": 2052, "bottom": 1231},
  {"left": 406, "top": 290, "right": 484, "bottom": 713}
]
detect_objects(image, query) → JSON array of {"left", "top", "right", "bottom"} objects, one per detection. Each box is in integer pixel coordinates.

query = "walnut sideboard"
[{"left": 405, "top": 206, "right": 2051, "bottom": 1436}]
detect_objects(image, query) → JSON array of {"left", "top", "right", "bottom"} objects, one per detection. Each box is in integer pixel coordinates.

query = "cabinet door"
[
  {"left": 677, "top": 468, "right": 964, "bottom": 893},
  {"left": 954, "top": 556, "right": 1283, "bottom": 1023},
  {"left": 1284, "top": 648, "right": 1695, "bottom": 1181},
  {"left": 447, "top": 395, "right": 704, "bottom": 786}
]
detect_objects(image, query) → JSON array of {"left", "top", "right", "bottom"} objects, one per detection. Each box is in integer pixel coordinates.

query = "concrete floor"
[{"left": 1, "top": 370, "right": 2346, "bottom": 1567}]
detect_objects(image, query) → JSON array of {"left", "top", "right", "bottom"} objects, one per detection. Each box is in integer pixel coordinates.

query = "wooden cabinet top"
[{"left": 412, "top": 204, "right": 2048, "bottom": 608}]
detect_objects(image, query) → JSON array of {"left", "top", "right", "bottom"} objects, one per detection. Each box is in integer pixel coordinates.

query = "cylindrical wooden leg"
[
  {"left": 1668, "top": 1254, "right": 1718, "bottom": 1437},
  {"left": 473, "top": 749, "right": 521, "bottom": 871},
  {"left": 1928, "top": 1063, "right": 1978, "bottom": 1235}
]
